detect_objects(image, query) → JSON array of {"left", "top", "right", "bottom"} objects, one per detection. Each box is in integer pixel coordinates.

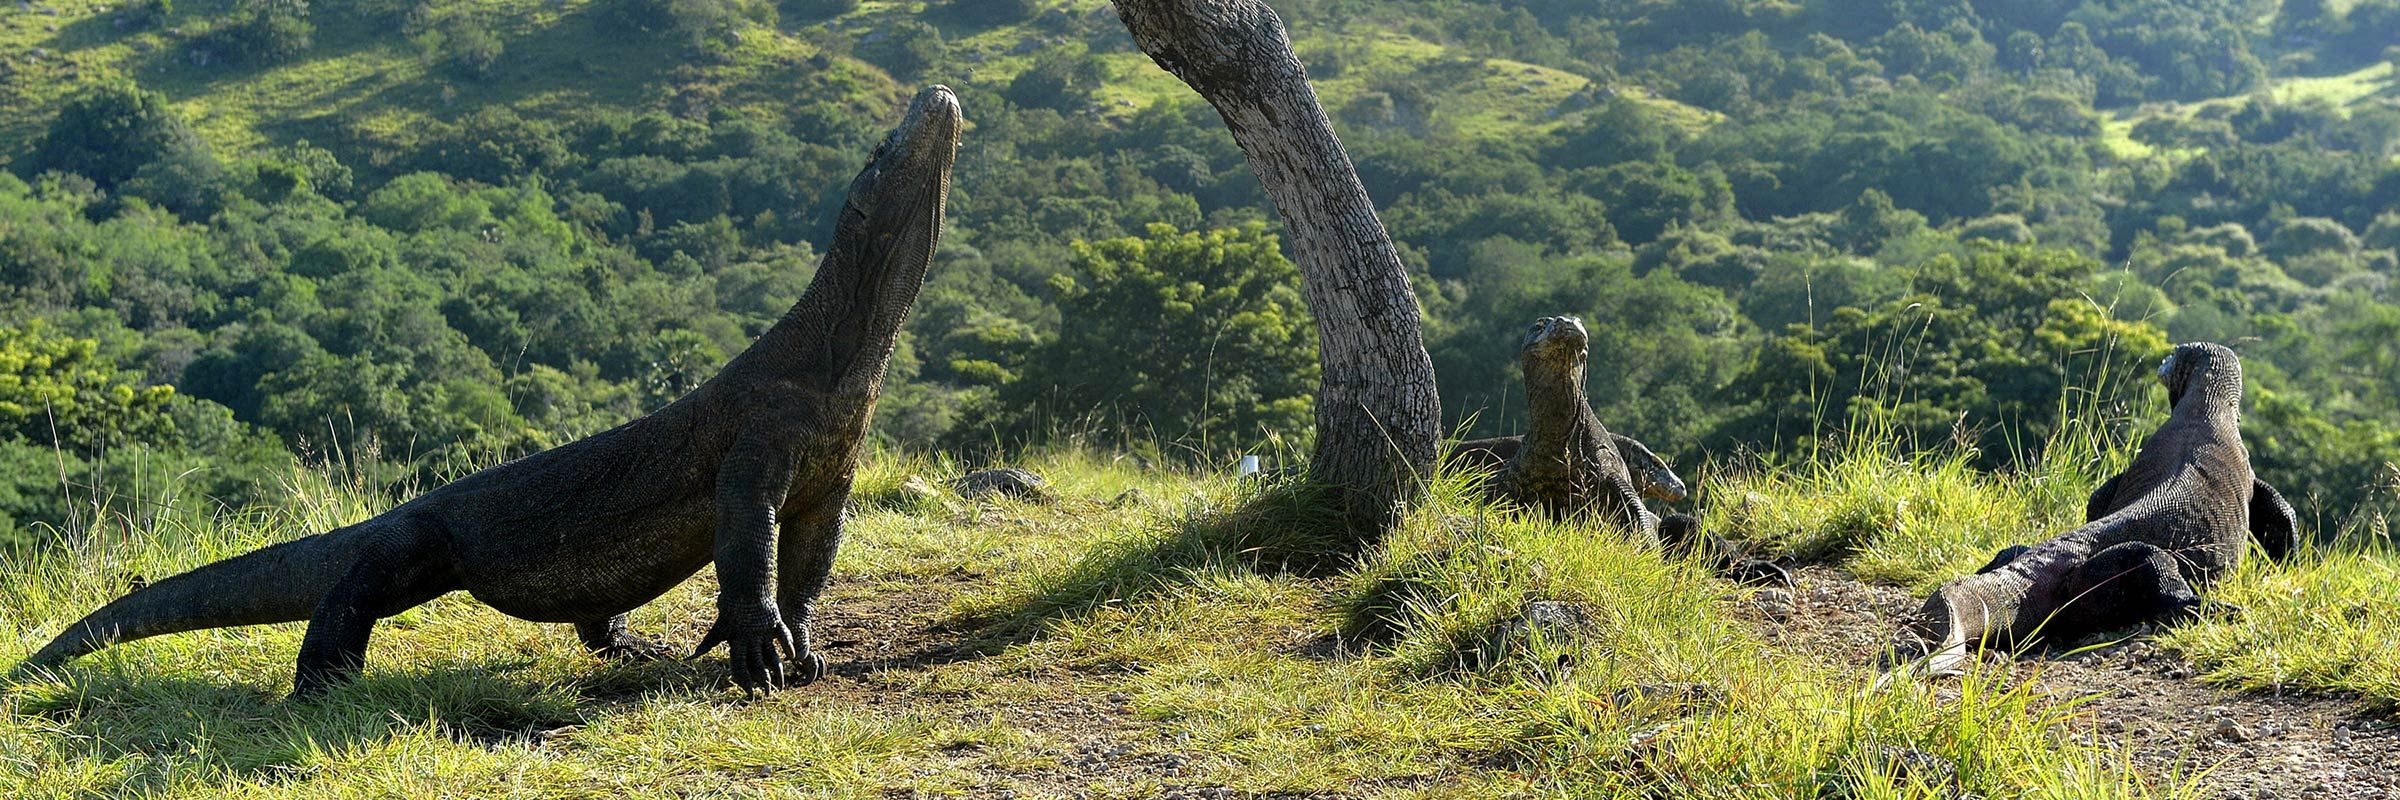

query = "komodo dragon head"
[
  {"left": 809, "top": 86, "right": 962, "bottom": 390},
  {"left": 2159, "top": 341, "right": 2242, "bottom": 414},
  {"left": 1518, "top": 315, "right": 1589, "bottom": 390},
  {"left": 1614, "top": 435, "right": 1689, "bottom": 503}
]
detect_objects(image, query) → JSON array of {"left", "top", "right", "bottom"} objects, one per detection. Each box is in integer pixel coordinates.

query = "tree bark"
[{"left": 1111, "top": 0, "right": 1441, "bottom": 537}]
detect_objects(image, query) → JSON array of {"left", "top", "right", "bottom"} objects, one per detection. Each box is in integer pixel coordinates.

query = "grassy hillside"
[
  {"left": 3, "top": 442, "right": 2394, "bottom": 797},
  {"left": 0, "top": 0, "right": 1723, "bottom": 174},
  {"left": 2100, "top": 61, "right": 2399, "bottom": 159}
]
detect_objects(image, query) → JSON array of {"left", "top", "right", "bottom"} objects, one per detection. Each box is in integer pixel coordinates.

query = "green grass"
[
  {"left": 3, "top": 438, "right": 2392, "bottom": 797},
  {"left": 2167, "top": 533, "right": 2400, "bottom": 711},
  {"left": 2099, "top": 61, "right": 2398, "bottom": 160}
]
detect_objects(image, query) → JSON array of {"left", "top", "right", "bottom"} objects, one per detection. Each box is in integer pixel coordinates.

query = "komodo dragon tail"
[{"left": 22, "top": 526, "right": 368, "bottom": 669}]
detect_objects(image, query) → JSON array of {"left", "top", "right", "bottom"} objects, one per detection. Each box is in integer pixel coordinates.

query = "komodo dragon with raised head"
[
  {"left": 1896, "top": 342, "right": 2299, "bottom": 675},
  {"left": 1480, "top": 315, "right": 1665, "bottom": 544},
  {"left": 22, "top": 86, "right": 964, "bottom": 700}
]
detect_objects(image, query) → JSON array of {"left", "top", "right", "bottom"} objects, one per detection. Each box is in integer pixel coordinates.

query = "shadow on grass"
[
  {"left": 5, "top": 650, "right": 724, "bottom": 790},
  {"left": 948, "top": 478, "right": 1369, "bottom": 653}
]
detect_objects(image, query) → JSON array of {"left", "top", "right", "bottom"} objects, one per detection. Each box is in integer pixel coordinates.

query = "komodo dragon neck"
[
  {"left": 716, "top": 94, "right": 957, "bottom": 405},
  {"left": 1517, "top": 323, "right": 1603, "bottom": 476}
]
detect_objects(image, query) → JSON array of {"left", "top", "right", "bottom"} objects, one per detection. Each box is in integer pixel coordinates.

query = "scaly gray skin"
[
  {"left": 1484, "top": 316, "right": 1661, "bottom": 543},
  {"left": 1452, "top": 432, "right": 1688, "bottom": 504},
  {"left": 22, "top": 87, "right": 965, "bottom": 700},
  {"left": 1898, "top": 342, "right": 2299, "bottom": 674}
]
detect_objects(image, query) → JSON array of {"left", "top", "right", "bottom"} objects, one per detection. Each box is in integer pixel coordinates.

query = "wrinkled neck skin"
[
  {"left": 751, "top": 219, "right": 938, "bottom": 398},
  {"left": 1519, "top": 349, "right": 1597, "bottom": 472},
  {"left": 735, "top": 88, "right": 957, "bottom": 401},
  {"left": 2166, "top": 358, "right": 2243, "bottom": 428}
]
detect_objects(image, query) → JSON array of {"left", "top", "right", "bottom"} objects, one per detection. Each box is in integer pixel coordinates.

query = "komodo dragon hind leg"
[
  {"left": 2248, "top": 478, "right": 2300, "bottom": 564},
  {"left": 2051, "top": 541, "right": 2209, "bottom": 637},
  {"left": 1976, "top": 545, "right": 2031, "bottom": 574},
  {"left": 291, "top": 520, "right": 462, "bottom": 700},
  {"left": 576, "top": 615, "right": 674, "bottom": 661}
]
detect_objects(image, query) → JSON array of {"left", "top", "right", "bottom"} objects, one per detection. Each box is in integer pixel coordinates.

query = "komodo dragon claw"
[{"left": 694, "top": 611, "right": 799, "bottom": 696}]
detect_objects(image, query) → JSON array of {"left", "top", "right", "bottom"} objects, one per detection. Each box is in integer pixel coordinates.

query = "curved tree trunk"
[{"left": 1111, "top": 0, "right": 1441, "bottom": 538}]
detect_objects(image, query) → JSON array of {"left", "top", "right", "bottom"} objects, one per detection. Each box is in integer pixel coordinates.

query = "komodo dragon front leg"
[
  {"left": 769, "top": 478, "right": 851, "bottom": 686},
  {"left": 694, "top": 436, "right": 804, "bottom": 694}
]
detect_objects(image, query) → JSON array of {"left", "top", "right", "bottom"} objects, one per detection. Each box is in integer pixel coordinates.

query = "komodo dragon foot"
[{"left": 577, "top": 616, "right": 675, "bottom": 661}]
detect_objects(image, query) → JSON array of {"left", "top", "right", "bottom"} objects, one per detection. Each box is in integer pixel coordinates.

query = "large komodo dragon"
[
  {"left": 22, "top": 86, "right": 964, "bottom": 700},
  {"left": 1471, "top": 315, "right": 1788, "bottom": 587},
  {"left": 1897, "top": 342, "right": 2299, "bottom": 675},
  {"left": 1476, "top": 316, "right": 1669, "bottom": 544}
]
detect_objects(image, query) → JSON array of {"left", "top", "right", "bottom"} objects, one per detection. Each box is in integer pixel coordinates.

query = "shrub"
[
  {"left": 206, "top": 0, "right": 315, "bottom": 64},
  {"left": 28, "top": 82, "right": 217, "bottom": 191},
  {"left": 444, "top": 18, "right": 505, "bottom": 79}
]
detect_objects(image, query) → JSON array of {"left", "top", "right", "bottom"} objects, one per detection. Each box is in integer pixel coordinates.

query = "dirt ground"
[
  {"left": 1739, "top": 567, "right": 2400, "bottom": 800},
  {"left": 651, "top": 561, "right": 2400, "bottom": 798}
]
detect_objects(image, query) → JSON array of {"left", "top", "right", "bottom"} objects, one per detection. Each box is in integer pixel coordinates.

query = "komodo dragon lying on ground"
[
  {"left": 22, "top": 86, "right": 964, "bottom": 700},
  {"left": 1895, "top": 342, "right": 2299, "bottom": 675}
]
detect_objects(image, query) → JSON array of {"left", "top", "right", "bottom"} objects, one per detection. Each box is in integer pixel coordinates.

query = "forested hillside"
[{"left": 2, "top": 0, "right": 2397, "bottom": 549}]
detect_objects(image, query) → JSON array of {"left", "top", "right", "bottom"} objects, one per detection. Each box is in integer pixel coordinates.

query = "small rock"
[
  {"left": 1478, "top": 600, "right": 1595, "bottom": 671},
  {"left": 952, "top": 467, "right": 1049, "bottom": 502},
  {"left": 1750, "top": 588, "right": 1797, "bottom": 621}
]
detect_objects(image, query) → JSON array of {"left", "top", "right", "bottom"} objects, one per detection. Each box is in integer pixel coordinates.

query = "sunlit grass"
[
  {"left": 2, "top": 438, "right": 2389, "bottom": 797},
  {"left": 2166, "top": 527, "right": 2400, "bottom": 711},
  {"left": 2099, "top": 61, "right": 2397, "bottom": 162}
]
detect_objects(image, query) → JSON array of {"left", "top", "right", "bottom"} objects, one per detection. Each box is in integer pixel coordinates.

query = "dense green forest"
[{"left": 1, "top": 0, "right": 2396, "bottom": 549}]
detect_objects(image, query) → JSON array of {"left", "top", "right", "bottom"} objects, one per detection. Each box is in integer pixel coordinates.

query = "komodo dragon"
[
  {"left": 22, "top": 86, "right": 964, "bottom": 700},
  {"left": 1896, "top": 342, "right": 2299, "bottom": 675},
  {"left": 1481, "top": 315, "right": 1664, "bottom": 544}
]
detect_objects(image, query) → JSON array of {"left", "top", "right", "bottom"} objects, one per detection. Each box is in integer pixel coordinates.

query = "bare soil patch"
[
  {"left": 1738, "top": 567, "right": 2400, "bottom": 799},
  {"left": 779, "top": 574, "right": 1252, "bottom": 799}
]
